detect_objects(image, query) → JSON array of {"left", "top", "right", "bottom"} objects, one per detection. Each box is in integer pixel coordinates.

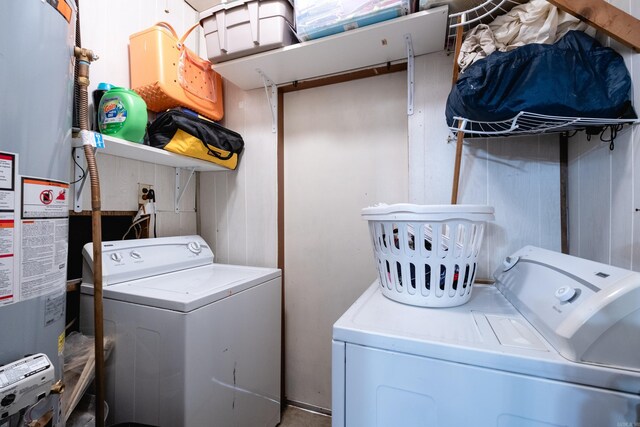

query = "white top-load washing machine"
[
  {"left": 332, "top": 246, "right": 640, "bottom": 427},
  {"left": 80, "top": 235, "right": 281, "bottom": 427}
]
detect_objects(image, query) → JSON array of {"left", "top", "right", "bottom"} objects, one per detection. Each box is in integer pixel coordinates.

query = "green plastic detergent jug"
[{"left": 98, "top": 87, "right": 147, "bottom": 143}]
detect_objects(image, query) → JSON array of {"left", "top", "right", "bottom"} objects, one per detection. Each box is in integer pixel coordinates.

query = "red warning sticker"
[{"left": 22, "top": 178, "right": 69, "bottom": 219}]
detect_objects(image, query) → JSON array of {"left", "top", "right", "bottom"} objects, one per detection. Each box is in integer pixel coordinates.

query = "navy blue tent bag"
[{"left": 446, "top": 31, "right": 635, "bottom": 131}]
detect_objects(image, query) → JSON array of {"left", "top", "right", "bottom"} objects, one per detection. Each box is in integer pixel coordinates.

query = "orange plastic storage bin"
[{"left": 129, "top": 22, "right": 224, "bottom": 121}]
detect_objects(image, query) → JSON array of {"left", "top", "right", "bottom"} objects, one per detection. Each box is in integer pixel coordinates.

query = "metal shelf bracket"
[
  {"left": 72, "top": 147, "right": 89, "bottom": 213},
  {"left": 175, "top": 167, "right": 196, "bottom": 213},
  {"left": 71, "top": 131, "right": 103, "bottom": 212},
  {"left": 258, "top": 68, "right": 278, "bottom": 133},
  {"left": 405, "top": 33, "right": 414, "bottom": 116}
]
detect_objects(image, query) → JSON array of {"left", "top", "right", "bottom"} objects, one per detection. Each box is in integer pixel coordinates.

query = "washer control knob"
[
  {"left": 130, "top": 250, "right": 142, "bottom": 260},
  {"left": 110, "top": 252, "right": 123, "bottom": 263},
  {"left": 502, "top": 256, "right": 519, "bottom": 271},
  {"left": 1, "top": 393, "right": 16, "bottom": 407},
  {"left": 555, "top": 286, "right": 576, "bottom": 302},
  {"left": 187, "top": 241, "right": 202, "bottom": 254}
]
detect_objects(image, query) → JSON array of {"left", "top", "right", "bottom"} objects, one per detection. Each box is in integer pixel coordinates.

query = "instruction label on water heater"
[
  {"left": 0, "top": 153, "right": 16, "bottom": 211},
  {"left": 19, "top": 177, "right": 69, "bottom": 301},
  {"left": 0, "top": 215, "right": 15, "bottom": 306},
  {"left": 0, "top": 151, "right": 18, "bottom": 306}
]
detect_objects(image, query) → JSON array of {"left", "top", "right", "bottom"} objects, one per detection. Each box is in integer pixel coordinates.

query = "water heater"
[{"left": 0, "top": 0, "right": 76, "bottom": 425}]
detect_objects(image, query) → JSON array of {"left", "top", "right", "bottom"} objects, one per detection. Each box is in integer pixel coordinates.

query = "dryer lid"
[{"left": 494, "top": 246, "right": 640, "bottom": 372}]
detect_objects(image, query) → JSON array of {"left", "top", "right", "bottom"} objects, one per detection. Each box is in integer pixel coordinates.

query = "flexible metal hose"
[{"left": 75, "top": 47, "right": 105, "bottom": 427}]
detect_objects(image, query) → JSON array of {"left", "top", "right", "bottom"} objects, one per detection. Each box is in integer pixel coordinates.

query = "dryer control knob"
[
  {"left": 110, "top": 252, "right": 123, "bottom": 263},
  {"left": 555, "top": 286, "right": 576, "bottom": 303},
  {"left": 502, "top": 256, "right": 519, "bottom": 271},
  {"left": 187, "top": 241, "right": 202, "bottom": 254},
  {"left": 130, "top": 250, "right": 142, "bottom": 260},
  {"left": 1, "top": 393, "right": 16, "bottom": 407}
]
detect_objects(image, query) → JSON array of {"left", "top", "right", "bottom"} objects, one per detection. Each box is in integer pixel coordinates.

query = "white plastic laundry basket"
[{"left": 362, "top": 204, "right": 494, "bottom": 307}]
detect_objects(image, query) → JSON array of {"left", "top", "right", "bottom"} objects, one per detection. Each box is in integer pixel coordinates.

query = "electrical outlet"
[{"left": 138, "top": 183, "right": 153, "bottom": 205}]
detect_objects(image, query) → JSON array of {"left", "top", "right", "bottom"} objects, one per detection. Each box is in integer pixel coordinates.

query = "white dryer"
[
  {"left": 332, "top": 246, "right": 640, "bottom": 427},
  {"left": 80, "top": 235, "right": 281, "bottom": 427}
]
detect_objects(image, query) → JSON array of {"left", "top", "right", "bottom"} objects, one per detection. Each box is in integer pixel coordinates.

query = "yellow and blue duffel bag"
[{"left": 146, "top": 109, "right": 244, "bottom": 169}]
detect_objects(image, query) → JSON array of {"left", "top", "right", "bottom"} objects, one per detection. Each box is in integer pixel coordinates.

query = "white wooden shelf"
[
  {"left": 72, "top": 133, "right": 226, "bottom": 213},
  {"left": 90, "top": 134, "right": 227, "bottom": 172},
  {"left": 212, "top": 6, "right": 449, "bottom": 91}
]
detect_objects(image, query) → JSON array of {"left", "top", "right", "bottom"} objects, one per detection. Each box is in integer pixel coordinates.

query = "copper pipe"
[{"left": 74, "top": 46, "right": 105, "bottom": 427}]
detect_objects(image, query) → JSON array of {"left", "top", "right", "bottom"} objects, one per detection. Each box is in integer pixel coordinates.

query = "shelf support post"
[
  {"left": 258, "top": 68, "right": 278, "bottom": 133},
  {"left": 404, "top": 34, "right": 414, "bottom": 116},
  {"left": 451, "top": 120, "right": 467, "bottom": 205},
  {"left": 559, "top": 132, "right": 569, "bottom": 254},
  {"left": 175, "top": 167, "right": 196, "bottom": 213}
]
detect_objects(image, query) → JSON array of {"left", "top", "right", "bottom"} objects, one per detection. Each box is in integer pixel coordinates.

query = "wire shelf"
[
  {"left": 443, "top": 1, "right": 638, "bottom": 139},
  {"left": 448, "top": 112, "right": 639, "bottom": 137},
  {"left": 446, "top": 0, "right": 528, "bottom": 49}
]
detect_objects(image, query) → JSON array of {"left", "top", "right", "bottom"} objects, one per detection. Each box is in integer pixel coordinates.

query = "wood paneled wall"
[
  {"left": 201, "top": 51, "right": 564, "bottom": 278},
  {"left": 567, "top": 0, "right": 639, "bottom": 269},
  {"left": 199, "top": 81, "right": 278, "bottom": 267},
  {"left": 200, "top": 51, "right": 565, "bottom": 412},
  {"left": 282, "top": 73, "right": 409, "bottom": 410},
  {"left": 77, "top": 0, "right": 203, "bottom": 236},
  {"left": 408, "top": 52, "right": 561, "bottom": 279}
]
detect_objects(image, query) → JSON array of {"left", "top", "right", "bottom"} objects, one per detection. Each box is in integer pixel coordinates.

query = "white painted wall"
[
  {"left": 198, "top": 80, "right": 278, "bottom": 267},
  {"left": 204, "top": 52, "right": 563, "bottom": 275},
  {"left": 78, "top": 0, "right": 204, "bottom": 236},
  {"left": 567, "top": 0, "right": 639, "bottom": 270},
  {"left": 409, "top": 51, "right": 561, "bottom": 278},
  {"left": 202, "top": 55, "right": 564, "bottom": 411},
  {"left": 283, "top": 73, "right": 409, "bottom": 410}
]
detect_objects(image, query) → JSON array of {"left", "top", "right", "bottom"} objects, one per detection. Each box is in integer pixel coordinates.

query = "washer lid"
[{"left": 82, "top": 263, "right": 280, "bottom": 312}]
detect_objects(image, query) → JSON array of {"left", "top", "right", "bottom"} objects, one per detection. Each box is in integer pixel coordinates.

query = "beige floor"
[{"left": 279, "top": 405, "right": 332, "bottom": 427}]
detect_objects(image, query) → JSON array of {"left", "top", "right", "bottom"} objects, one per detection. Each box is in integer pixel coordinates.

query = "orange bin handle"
[{"left": 154, "top": 22, "right": 212, "bottom": 71}]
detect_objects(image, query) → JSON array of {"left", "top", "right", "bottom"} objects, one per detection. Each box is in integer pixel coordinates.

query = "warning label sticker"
[
  {"left": 20, "top": 218, "right": 68, "bottom": 301},
  {"left": 0, "top": 255, "right": 14, "bottom": 305},
  {"left": 19, "top": 176, "right": 69, "bottom": 302},
  {"left": 0, "top": 153, "right": 16, "bottom": 212},
  {"left": 0, "top": 216, "right": 15, "bottom": 304},
  {"left": 0, "top": 152, "right": 17, "bottom": 306},
  {"left": 0, "top": 153, "right": 14, "bottom": 191},
  {"left": 22, "top": 178, "right": 69, "bottom": 219}
]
